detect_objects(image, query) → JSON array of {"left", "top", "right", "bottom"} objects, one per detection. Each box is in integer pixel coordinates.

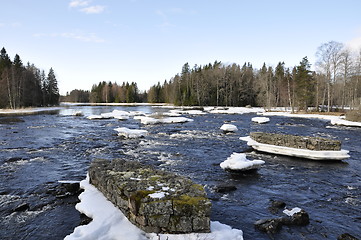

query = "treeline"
[
  {"left": 0, "top": 47, "right": 59, "bottom": 109},
  {"left": 62, "top": 81, "right": 147, "bottom": 103},
  {"left": 148, "top": 41, "right": 361, "bottom": 112}
]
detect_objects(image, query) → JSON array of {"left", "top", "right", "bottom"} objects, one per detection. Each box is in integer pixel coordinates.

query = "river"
[{"left": 0, "top": 105, "right": 360, "bottom": 239}]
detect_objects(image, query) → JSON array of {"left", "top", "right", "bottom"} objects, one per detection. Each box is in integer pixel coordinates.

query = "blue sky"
[{"left": 1, "top": 0, "right": 361, "bottom": 94}]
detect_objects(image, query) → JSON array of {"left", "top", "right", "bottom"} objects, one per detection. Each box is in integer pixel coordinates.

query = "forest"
[
  {"left": 148, "top": 41, "right": 361, "bottom": 112},
  {"left": 4, "top": 40, "right": 361, "bottom": 112},
  {"left": 0, "top": 47, "right": 59, "bottom": 109}
]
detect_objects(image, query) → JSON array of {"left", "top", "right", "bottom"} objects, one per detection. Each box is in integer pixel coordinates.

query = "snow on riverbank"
[
  {"left": 65, "top": 177, "right": 244, "bottom": 240},
  {"left": 0, "top": 107, "right": 62, "bottom": 115},
  {"left": 220, "top": 153, "right": 265, "bottom": 171},
  {"left": 259, "top": 111, "right": 361, "bottom": 128}
]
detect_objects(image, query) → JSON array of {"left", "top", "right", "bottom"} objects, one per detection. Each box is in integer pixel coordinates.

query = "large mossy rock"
[
  {"left": 88, "top": 159, "right": 211, "bottom": 234},
  {"left": 250, "top": 132, "right": 341, "bottom": 151}
]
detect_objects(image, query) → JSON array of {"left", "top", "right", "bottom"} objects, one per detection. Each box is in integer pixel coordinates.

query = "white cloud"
[
  {"left": 346, "top": 27, "right": 361, "bottom": 51},
  {"left": 80, "top": 5, "right": 105, "bottom": 14},
  {"left": 346, "top": 36, "right": 361, "bottom": 51},
  {"left": 69, "top": 0, "right": 89, "bottom": 8}
]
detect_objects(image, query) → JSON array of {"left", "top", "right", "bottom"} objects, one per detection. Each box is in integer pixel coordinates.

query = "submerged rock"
[
  {"left": 13, "top": 203, "right": 29, "bottom": 212},
  {"left": 214, "top": 184, "right": 237, "bottom": 193},
  {"left": 337, "top": 233, "right": 359, "bottom": 240},
  {"left": 0, "top": 117, "right": 24, "bottom": 124},
  {"left": 268, "top": 200, "right": 286, "bottom": 214},
  {"left": 254, "top": 218, "right": 284, "bottom": 234}
]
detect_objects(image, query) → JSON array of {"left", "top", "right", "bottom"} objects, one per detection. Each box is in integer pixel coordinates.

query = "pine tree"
[{"left": 47, "top": 68, "right": 59, "bottom": 105}]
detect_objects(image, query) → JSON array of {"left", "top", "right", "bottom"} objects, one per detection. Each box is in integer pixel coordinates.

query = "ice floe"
[
  {"left": 65, "top": 176, "right": 244, "bottom": 240},
  {"left": 251, "top": 117, "right": 270, "bottom": 124},
  {"left": 220, "top": 124, "right": 238, "bottom": 132},
  {"left": 240, "top": 136, "right": 350, "bottom": 160},
  {"left": 134, "top": 116, "right": 193, "bottom": 125},
  {"left": 114, "top": 127, "right": 148, "bottom": 138},
  {"left": 220, "top": 153, "right": 265, "bottom": 171}
]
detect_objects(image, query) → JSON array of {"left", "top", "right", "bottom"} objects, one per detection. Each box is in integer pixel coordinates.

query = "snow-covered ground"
[
  {"left": 114, "top": 127, "right": 148, "bottom": 138},
  {"left": 220, "top": 124, "right": 238, "bottom": 132},
  {"left": 240, "top": 136, "right": 350, "bottom": 160},
  {"left": 207, "top": 107, "right": 264, "bottom": 115},
  {"left": 220, "top": 153, "right": 265, "bottom": 171},
  {"left": 0, "top": 107, "right": 62, "bottom": 114},
  {"left": 65, "top": 176, "right": 244, "bottom": 240}
]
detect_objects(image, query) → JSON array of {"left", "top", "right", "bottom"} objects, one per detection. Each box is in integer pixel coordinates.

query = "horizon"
[{"left": 2, "top": 0, "right": 361, "bottom": 95}]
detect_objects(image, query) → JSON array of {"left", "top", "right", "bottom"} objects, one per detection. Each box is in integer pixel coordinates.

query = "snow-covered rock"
[
  {"left": 251, "top": 117, "right": 270, "bottom": 124},
  {"left": 114, "top": 127, "right": 148, "bottom": 138},
  {"left": 65, "top": 176, "right": 244, "bottom": 240},
  {"left": 240, "top": 136, "right": 350, "bottom": 160},
  {"left": 220, "top": 124, "right": 238, "bottom": 132},
  {"left": 220, "top": 153, "right": 265, "bottom": 171}
]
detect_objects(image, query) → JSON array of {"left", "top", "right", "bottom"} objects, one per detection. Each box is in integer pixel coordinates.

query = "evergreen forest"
[
  {"left": 148, "top": 41, "right": 361, "bottom": 112},
  {"left": 0, "top": 47, "right": 59, "bottom": 109}
]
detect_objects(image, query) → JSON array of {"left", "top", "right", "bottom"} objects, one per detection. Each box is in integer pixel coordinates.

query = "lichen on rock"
[{"left": 88, "top": 158, "right": 211, "bottom": 234}]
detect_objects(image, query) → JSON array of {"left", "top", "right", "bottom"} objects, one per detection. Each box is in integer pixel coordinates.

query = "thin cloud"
[
  {"left": 33, "top": 32, "right": 105, "bottom": 43},
  {"left": 69, "top": 0, "right": 89, "bottom": 8},
  {"left": 80, "top": 5, "right": 105, "bottom": 14}
]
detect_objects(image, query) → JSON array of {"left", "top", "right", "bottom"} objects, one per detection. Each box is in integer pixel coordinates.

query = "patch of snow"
[
  {"left": 135, "top": 116, "right": 193, "bottom": 125},
  {"left": 58, "top": 180, "right": 80, "bottom": 184},
  {"left": 101, "top": 110, "right": 130, "bottom": 120},
  {"left": 240, "top": 136, "right": 350, "bottom": 160},
  {"left": 149, "top": 191, "right": 166, "bottom": 199},
  {"left": 220, "top": 124, "right": 238, "bottom": 132},
  {"left": 66, "top": 176, "right": 244, "bottom": 240},
  {"left": 283, "top": 207, "right": 302, "bottom": 216},
  {"left": 330, "top": 118, "right": 361, "bottom": 127},
  {"left": 220, "top": 153, "right": 265, "bottom": 171},
  {"left": 87, "top": 115, "right": 110, "bottom": 120},
  {"left": 251, "top": 117, "right": 270, "bottom": 124},
  {"left": 114, "top": 127, "right": 148, "bottom": 138},
  {"left": 0, "top": 107, "right": 62, "bottom": 115},
  {"left": 169, "top": 109, "right": 206, "bottom": 115}
]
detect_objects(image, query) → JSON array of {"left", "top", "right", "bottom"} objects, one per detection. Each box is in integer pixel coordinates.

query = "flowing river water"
[{"left": 0, "top": 105, "right": 360, "bottom": 240}]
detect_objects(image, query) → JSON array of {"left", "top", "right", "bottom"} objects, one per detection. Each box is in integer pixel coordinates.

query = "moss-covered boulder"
[
  {"left": 250, "top": 132, "right": 341, "bottom": 151},
  {"left": 88, "top": 158, "right": 211, "bottom": 234}
]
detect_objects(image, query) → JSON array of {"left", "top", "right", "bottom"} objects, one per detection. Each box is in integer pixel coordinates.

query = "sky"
[{"left": 1, "top": 0, "right": 361, "bottom": 95}]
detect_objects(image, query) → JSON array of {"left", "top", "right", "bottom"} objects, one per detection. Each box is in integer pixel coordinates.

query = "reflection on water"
[{"left": 0, "top": 105, "right": 360, "bottom": 239}]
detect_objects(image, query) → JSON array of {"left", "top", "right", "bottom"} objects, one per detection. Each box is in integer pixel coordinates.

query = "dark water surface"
[{"left": 0, "top": 106, "right": 360, "bottom": 240}]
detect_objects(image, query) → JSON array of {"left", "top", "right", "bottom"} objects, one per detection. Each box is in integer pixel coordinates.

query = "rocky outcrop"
[
  {"left": 88, "top": 158, "right": 211, "bottom": 234},
  {"left": 250, "top": 132, "right": 341, "bottom": 151}
]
